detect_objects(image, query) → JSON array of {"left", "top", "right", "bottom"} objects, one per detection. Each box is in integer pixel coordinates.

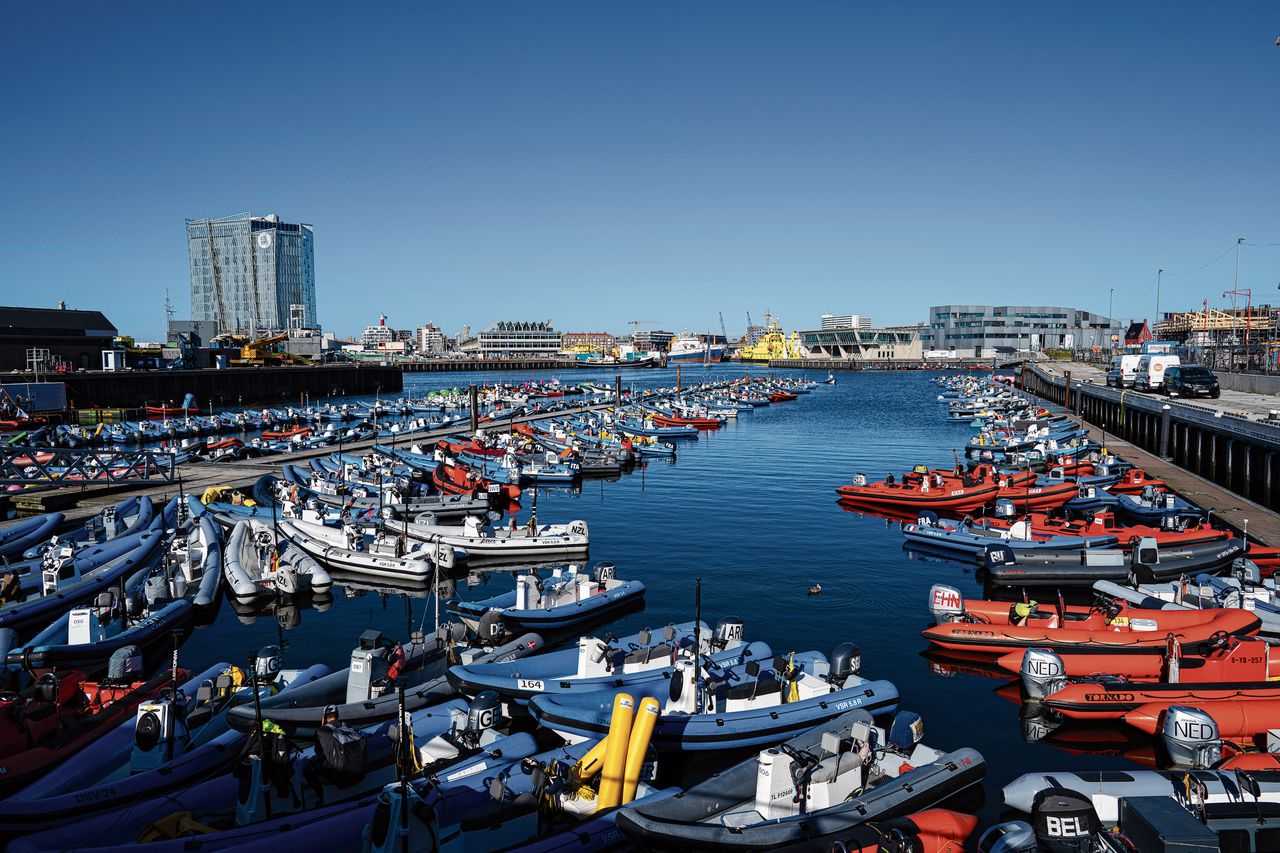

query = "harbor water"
[{"left": 179, "top": 363, "right": 1133, "bottom": 832}]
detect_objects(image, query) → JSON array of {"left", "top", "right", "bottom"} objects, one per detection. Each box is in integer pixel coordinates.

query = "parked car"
[
  {"left": 1106, "top": 354, "right": 1142, "bottom": 388},
  {"left": 1132, "top": 355, "right": 1181, "bottom": 392},
  {"left": 1161, "top": 364, "right": 1220, "bottom": 398}
]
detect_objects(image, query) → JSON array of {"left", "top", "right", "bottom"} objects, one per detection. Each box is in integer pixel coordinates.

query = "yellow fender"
[
  {"left": 621, "top": 696, "right": 660, "bottom": 805},
  {"left": 595, "top": 693, "right": 635, "bottom": 809},
  {"left": 571, "top": 737, "right": 609, "bottom": 785}
]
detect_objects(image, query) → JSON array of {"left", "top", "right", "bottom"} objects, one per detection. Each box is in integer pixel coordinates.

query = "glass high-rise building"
[{"left": 187, "top": 212, "right": 317, "bottom": 335}]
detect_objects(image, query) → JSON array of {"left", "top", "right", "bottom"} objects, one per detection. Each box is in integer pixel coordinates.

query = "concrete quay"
[{"left": 1022, "top": 363, "right": 1280, "bottom": 545}]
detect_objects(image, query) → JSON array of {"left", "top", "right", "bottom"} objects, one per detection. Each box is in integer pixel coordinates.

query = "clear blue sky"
[{"left": 2, "top": 2, "right": 1277, "bottom": 340}]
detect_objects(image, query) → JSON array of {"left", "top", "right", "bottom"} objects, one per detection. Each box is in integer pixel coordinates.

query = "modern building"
[
  {"left": 362, "top": 316, "right": 395, "bottom": 349},
  {"left": 632, "top": 329, "right": 674, "bottom": 353},
  {"left": 561, "top": 332, "right": 616, "bottom": 354},
  {"left": 478, "top": 321, "right": 561, "bottom": 358},
  {"left": 415, "top": 324, "right": 446, "bottom": 356},
  {"left": 819, "top": 314, "right": 873, "bottom": 330},
  {"left": 798, "top": 326, "right": 922, "bottom": 361},
  {"left": 0, "top": 304, "right": 118, "bottom": 372},
  {"left": 926, "top": 305, "right": 1122, "bottom": 358},
  {"left": 187, "top": 212, "right": 317, "bottom": 335}
]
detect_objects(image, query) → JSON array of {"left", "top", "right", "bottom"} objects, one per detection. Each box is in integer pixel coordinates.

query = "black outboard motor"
[
  {"left": 477, "top": 609, "right": 506, "bottom": 645},
  {"left": 828, "top": 642, "right": 861, "bottom": 688},
  {"left": 458, "top": 690, "right": 502, "bottom": 747},
  {"left": 593, "top": 562, "right": 616, "bottom": 584},
  {"left": 711, "top": 617, "right": 745, "bottom": 650},
  {"left": 1019, "top": 648, "right": 1066, "bottom": 701},
  {"left": 255, "top": 644, "right": 282, "bottom": 683},
  {"left": 1030, "top": 786, "right": 1103, "bottom": 852},
  {"left": 1162, "top": 705, "right": 1222, "bottom": 769}
]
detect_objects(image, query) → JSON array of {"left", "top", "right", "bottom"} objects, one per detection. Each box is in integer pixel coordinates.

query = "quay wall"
[
  {"left": 1216, "top": 372, "right": 1280, "bottom": 397},
  {"left": 768, "top": 358, "right": 995, "bottom": 371},
  {"left": 1022, "top": 364, "right": 1280, "bottom": 508},
  {"left": 60, "top": 364, "right": 402, "bottom": 410}
]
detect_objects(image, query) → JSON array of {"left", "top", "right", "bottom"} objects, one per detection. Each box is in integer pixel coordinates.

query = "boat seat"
[
  {"left": 810, "top": 750, "right": 863, "bottom": 784},
  {"left": 727, "top": 671, "right": 780, "bottom": 701},
  {"left": 625, "top": 644, "right": 672, "bottom": 666}
]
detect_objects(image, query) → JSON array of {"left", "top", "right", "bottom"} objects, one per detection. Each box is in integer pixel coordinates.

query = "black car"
[{"left": 1162, "top": 365, "right": 1220, "bottom": 398}]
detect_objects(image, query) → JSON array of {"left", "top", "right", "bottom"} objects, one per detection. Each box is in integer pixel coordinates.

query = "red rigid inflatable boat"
[
  {"left": 835, "top": 465, "right": 1027, "bottom": 514},
  {"left": 976, "top": 510, "right": 1230, "bottom": 549},
  {"left": 992, "top": 478, "right": 1079, "bottom": 510},
  {"left": 922, "top": 595, "right": 1260, "bottom": 655},
  {"left": 995, "top": 634, "right": 1278, "bottom": 684},
  {"left": 144, "top": 404, "right": 200, "bottom": 417},
  {"left": 1123, "top": 696, "right": 1280, "bottom": 744},
  {"left": 649, "top": 413, "right": 722, "bottom": 430},
  {"left": 431, "top": 460, "right": 521, "bottom": 502},
  {"left": 0, "top": 667, "right": 182, "bottom": 792}
]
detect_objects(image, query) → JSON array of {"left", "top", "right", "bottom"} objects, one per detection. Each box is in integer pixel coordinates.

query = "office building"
[
  {"left": 478, "top": 321, "right": 561, "bottom": 357},
  {"left": 187, "top": 212, "right": 317, "bottom": 335},
  {"left": 926, "top": 305, "right": 1122, "bottom": 358},
  {"left": 798, "top": 326, "right": 921, "bottom": 361},
  {"left": 819, "top": 314, "right": 873, "bottom": 330}
]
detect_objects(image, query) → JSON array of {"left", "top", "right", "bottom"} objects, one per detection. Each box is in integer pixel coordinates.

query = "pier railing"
[{"left": 0, "top": 447, "right": 178, "bottom": 486}]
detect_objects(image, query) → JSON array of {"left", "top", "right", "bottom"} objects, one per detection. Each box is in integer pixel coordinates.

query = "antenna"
[{"left": 164, "top": 289, "right": 176, "bottom": 324}]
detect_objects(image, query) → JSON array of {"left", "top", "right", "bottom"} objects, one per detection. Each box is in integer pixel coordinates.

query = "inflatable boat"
[
  {"left": 224, "top": 518, "right": 332, "bottom": 601},
  {"left": 923, "top": 584, "right": 1260, "bottom": 655},
  {"left": 448, "top": 619, "right": 763, "bottom": 705},
  {"left": 449, "top": 562, "right": 644, "bottom": 635},
  {"left": 617, "top": 708, "right": 985, "bottom": 851},
  {"left": 530, "top": 642, "right": 899, "bottom": 752}
]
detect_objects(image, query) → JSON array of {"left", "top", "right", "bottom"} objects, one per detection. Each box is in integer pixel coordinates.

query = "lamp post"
[{"left": 1155, "top": 268, "right": 1163, "bottom": 328}]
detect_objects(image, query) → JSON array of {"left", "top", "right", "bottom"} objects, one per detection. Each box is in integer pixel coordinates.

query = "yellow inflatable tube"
[
  {"left": 595, "top": 693, "right": 634, "bottom": 809},
  {"left": 621, "top": 696, "right": 660, "bottom": 805}
]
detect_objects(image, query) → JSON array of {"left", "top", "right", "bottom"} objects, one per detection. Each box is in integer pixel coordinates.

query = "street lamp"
[{"left": 1155, "top": 268, "right": 1163, "bottom": 326}]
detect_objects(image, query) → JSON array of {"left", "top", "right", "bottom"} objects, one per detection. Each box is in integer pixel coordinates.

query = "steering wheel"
[{"left": 778, "top": 743, "right": 818, "bottom": 767}]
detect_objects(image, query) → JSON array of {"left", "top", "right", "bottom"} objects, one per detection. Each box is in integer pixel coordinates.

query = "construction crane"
[
  {"left": 232, "top": 333, "right": 298, "bottom": 366},
  {"left": 204, "top": 220, "right": 228, "bottom": 336},
  {"left": 627, "top": 320, "right": 660, "bottom": 338},
  {"left": 719, "top": 311, "right": 728, "bottom": 343}
]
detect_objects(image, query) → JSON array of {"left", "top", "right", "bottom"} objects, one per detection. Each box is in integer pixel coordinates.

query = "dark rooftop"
[{"left": 0, "top": 306, "right": 118, "bottom": 338}]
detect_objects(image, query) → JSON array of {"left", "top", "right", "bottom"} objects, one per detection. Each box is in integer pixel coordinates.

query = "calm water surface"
[{"left": 183, "top": 364, "right": 1133, "bottom": 833}]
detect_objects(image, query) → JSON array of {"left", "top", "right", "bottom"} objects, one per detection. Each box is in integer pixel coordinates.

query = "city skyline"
[{"left": 2, "top": 3, "right": 1278, "bottom": 341}]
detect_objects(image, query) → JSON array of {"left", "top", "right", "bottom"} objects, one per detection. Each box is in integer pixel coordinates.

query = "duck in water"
[{"left": 808, "top": 583, "right": 822, "bottom": 596}]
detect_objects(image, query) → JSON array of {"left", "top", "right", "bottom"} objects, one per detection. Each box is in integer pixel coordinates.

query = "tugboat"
[{"left": 737, "top": 312, "right": 806, "bottom": 363}]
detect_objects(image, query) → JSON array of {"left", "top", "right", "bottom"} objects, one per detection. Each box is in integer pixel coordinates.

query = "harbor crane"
[{"left": 719, "top": 311, "right": 728, "bottom": 343}]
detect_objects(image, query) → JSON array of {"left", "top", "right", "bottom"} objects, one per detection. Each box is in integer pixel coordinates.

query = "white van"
[
  {"left": 1133, "top": 355, "right": 1181, "bottom": 392},
  {"left": 1107, "top": 354, "right": 1142, "bottom": 388}
]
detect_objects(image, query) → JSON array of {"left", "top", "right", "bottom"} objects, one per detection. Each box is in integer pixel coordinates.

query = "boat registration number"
[{"left": 518, "top": 679, "right": 544, "bottom": 691}]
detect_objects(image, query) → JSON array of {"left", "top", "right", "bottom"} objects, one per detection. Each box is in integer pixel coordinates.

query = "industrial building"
[
  {"left": 561, "top": 332, "right": 617, "bottom": 354},
  {"left": 187, "top": 212, "right": 317, "bottom": 335},
  {"left": 819, "top": 314, "right": 873, "bottom": 330}
]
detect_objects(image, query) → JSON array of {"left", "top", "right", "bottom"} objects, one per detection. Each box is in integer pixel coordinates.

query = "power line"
[{"left": 1165, "top": 242, "right": 1238, "bottom": 277}]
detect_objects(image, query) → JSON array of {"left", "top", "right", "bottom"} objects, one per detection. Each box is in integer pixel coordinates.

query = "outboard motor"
[
  {"left": 851, "top": 472, "right": 867, "bottom": 487},
  {"left": 465, "top": 690, "right": 502, "bottom": 736},
  {"left": 256, "top": 644, "right": 283, "bottom": 683},
  {"left": 977, "top": 822, "right": 1038, "bottom": 853},
  {"left": 915, "top": 510, "right": 939, "bottom": 528},
  {"left": 888, "top": 711, "right": 924, "bottom": 752},
  {"left": 712, "top": 617, "right": 745, "bottom": 650},
  {"left": 1019, "top": 648, "right": 1066, "bottom": 701},
  {"left": 993, "top": 498, "right": 1017, "bottom": 519},
  {"left": 477, "top": 609, "right": 506, "bottom": 645},
  {"left": 1162, "top": 705, "right": 1222, "bottom": 768},
  {"left": 983, "top": 544, "right": 1016, "bottom": 570},
  {"left": 132, "top": 688, "right": 190, "bottom": 773},
  {"left": 1029, "top": 786, "right": 1103, "bottom": 852},
  {"left": 828, "top": 642, "right": 861, "bottom": 687},
  {"left": 593, "top": 562, "right": 616, "bottom": 584},
  {"left": 927, "top": 584, "right": 965, "bottom": 625}
]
